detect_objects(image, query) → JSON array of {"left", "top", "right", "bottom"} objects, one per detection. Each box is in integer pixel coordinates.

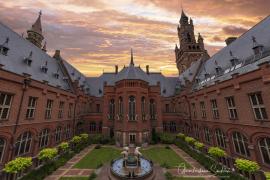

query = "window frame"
[
  {"left": 249, "top": 92, "right": 268, "bottom": 120},
  {"left": 0, "top": 92, "right": 13, "bottom": 120}
]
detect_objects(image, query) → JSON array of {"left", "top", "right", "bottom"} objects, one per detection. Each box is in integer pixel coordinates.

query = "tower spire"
[
  {"left": 130, "top": 48, "right": 134, "bottom": 66},
  {"left": 26, "top": 11, "right": 44, "bottom": 48}
]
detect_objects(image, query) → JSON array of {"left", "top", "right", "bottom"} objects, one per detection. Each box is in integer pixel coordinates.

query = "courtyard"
[{"left": 44, "top": 143, "right": 216, "bottom": 180}]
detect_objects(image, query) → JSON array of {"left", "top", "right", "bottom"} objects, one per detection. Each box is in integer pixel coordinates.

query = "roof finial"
[
  {"left": 130, "top": 48, "right": 134, "bottom": 66},
  {"left": 39, "top": 10, "right": 42, "bottom": 17}
]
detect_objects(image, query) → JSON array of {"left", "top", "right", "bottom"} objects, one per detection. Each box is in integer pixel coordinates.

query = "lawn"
[
  {"left": 73, "top": 147, "right": 121, "bottom": 169},
  {"left": 141, "top": 146, "right": 191, "bottom": 168}
]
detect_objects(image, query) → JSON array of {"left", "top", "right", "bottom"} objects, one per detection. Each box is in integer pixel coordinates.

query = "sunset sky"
[{"left": 0, "top": 0, "right": 269, "bottom": 77}]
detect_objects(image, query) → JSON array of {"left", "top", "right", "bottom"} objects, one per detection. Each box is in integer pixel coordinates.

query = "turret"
[{"left": 26, "top": 11, "right": 44, "bottom": 48}]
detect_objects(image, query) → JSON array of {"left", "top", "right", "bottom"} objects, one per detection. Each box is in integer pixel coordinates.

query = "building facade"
[{"left": 0, "top": 10, "right": 270, "bottom": 172}]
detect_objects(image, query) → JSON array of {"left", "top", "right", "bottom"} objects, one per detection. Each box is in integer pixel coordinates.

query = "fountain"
[{"left": 110, "top": 146, "right": 154, "bottom": 179}]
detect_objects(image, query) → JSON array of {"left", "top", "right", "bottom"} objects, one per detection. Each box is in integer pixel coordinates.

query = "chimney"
[
  {"left": 53, "top": 50, "right": 61, "bottom": 60},
  {"left": 146, "top": 65, "right": 149, "bottom": 74},
  {"left": 225, "top": 37, "right": 237, "bottom": 46},
  {"left": 115, "top": 65, "right": 118, "bottom": 74}
]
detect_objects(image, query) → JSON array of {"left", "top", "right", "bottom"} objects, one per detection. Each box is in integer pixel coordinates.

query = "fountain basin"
[{"left": 111, "top": 156, "right": 153, "bottom": 179}]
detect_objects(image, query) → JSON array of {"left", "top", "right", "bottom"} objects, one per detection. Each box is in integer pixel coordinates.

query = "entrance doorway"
[{"left": 129, "top": 133, "right": 136, "bottom": 144}]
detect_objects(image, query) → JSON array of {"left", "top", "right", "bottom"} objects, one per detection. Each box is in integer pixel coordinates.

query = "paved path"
[
  {"left": 45, "top": 145, "right": 95, "bottom": 180},
  {"left": 169, "top": 144, "right": 219, "bottom": 180}
]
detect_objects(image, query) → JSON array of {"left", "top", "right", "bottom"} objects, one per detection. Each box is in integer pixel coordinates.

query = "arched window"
[
  {"left": 187, "top": 33, "right": 191, "bottom": 42},
  {"left": 55, "top": 127, "right": 62, "bottom": 143},
  {"left": 141, "top": 97, "right": 146, "bottom": 120},
  {"left": 109, "top": 99, "right": 115, "bottom": 120},
  {"left": 65, "top": 124, "right": 71, "bottom": 139},
  {"left": 89, "top": 122, "right": 96, "bottom": 132},
  {"left": 232, "top": 131, "right": 250, "bottom": 157},
  {"left": 204, "top": 127, "right": 211, "bottom": 144},
  {"left": 0, "top": 138, "right": 6, "bottom": 162},
  {"left": 39, "top": 129, "right": 49, "bottom": 148},
  {"left": 215, "top": 129, "right": 226, "bottom": 148},
  {"left": 15, "top": 131, "right": 32, "bottom": 156},
  {"left": 129, "top": 96, "right": 136, "bottom": 120},
  {"left": 259, "top": 137, "right": 270, "bottom": 165},
  {"left": 150, "top": 99, "right": 156, "bottom": 120},
  {"left": 118, "top": 97, "right": 123, "bottom": 118}
]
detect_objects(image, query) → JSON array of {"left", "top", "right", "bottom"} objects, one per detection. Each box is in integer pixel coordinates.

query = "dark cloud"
[{"left": 222, "top": 26, "right": 248, "bottom": 36}]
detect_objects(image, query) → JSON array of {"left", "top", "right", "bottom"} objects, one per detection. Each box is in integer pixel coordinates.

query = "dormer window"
[
  {"left": 163, "top": 89, "right": 166, "bottom": 94},
  {"left": 195, "top": 77, "right": 200, "bottom": 83},
  {"left": 252, "top": 36, "right": 264, "bottom": 58},
  {"left": 215, "top": 66, "right": 223, "bottom": 75},
  {"left": 205, "top": 73, "right": 210, "bottom": 79},
  {"left": 99, "top": 89, "right": 102, "bottom": 94},
  {"left": 54, "top": 68, "right": 60, "bottom": 79},
  {"left": 24, "top": 51, "right": 33, "bottom": 66},
  {"left": 0, "top": 37, "right": 9, "bottom": 56},
  {"left": 63, "top": 76, "right": 69, "bottom": 81},
  {"left": 41, "top": 61, "right": 48, "bottom": 73},
  {"left": 71, "top": 70, "right": 75, "bottom": 76}
]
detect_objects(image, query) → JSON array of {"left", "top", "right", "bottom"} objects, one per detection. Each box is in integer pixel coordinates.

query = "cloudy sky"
[{"left": 0, "top": 0, "right": 268, "bottom": 76}]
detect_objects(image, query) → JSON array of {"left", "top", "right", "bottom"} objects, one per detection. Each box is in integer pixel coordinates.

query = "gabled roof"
[{"left": 0, "top": 22, "right": 72, "bottom": 91}]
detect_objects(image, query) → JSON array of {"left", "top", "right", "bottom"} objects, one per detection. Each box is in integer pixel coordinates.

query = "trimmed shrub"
[
  {"left": 194, "top": 141, "right": 204, "bottom": 150},
  {"left": 71, "top": 135, "right": 82, "bottom": 144},
  {"left": 235, "top": 158, "right": 260, "bottom": 173},
  {"left": 89, "top": 172, "right": 97, "bottom": 180},
  {"left": 38, "top": 148, "right": 58, "bottom": 161},
  {"left": 208, "top": 147, "right": 227, "bottom": 158},
  {"left": 184, "top": 136, "right": 196, "bottom": 145},
  {"left": 80, "top": 133, "right": 89, "bottom": 142},
  {"left": 4, "top": 157, "right": 32, "bottom": 174},
  {"left": 58, "top": 142, "right": 69, "bottom": 152},
  {"left": 176, "top": 133, "right": 185, "bottom": 140},
  {"left": 159, "top": 133, "right": 175, "bottom": 144}
]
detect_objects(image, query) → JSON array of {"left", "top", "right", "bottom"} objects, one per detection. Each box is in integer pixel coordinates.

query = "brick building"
[{"left": 0, "top": 10, "right": 270, "bottom": 172}]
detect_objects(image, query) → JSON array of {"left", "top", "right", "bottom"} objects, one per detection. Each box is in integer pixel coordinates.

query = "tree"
[
  {"left": 185, "top": 137, "right": 196, "bottom": 145},
  {"left": 38, "top": 148, "right": 58, "bottom": 161},
  {"left": 208, "top": 147, "right": 227, "bottom": 159},
  {"left": 4, "top": 157, "right": 32, "bottom": 174},
  {"left": 235, "top": 158, "right": 260, "bottom": 173},
  {"left": 194, "top": 141, "right": 204, "bottom": 150}
]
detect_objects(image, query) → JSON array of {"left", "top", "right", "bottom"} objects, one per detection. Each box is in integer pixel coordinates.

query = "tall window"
[
  {"left": 204, "top": 127, "right": 211, "bottom": 144},
  {"left": 0, "top": 138, "right": 6, "bottom": 162},
  {"left": 45, "top": 99, "right": 53, "bottom": 119},
  {"left": 68, "top": 103, "right": 73, "bottom": 118},
  {"left": 89, "top": 122, "right": 96, "bottom": 132},
  {"left": 65, "top": 124, "right": 71, "bottom": 139},
  {"left": 118, "top": 97, "right": 123, "bottom": 118},
  {"left": 129, "top": 96, "right": 136, "bottom": 120},
  {"left": 211, "top": 99, "right": 219, "bottom": 119},
  {"left": 191, "top": 103, "right": 197, "bottom": 118},
  {"left": 39, "top": 129, "right": 49, "bottom": 148},
  {"left": 150, "top": 99, "right": 156, "bottom": 120},
  {"left": 232, "top": 131, "right": 250, "bottom": 157},
  {"left": 58, "top": 101, "right": 64, "bottom": 119},
  {"left": 249, "top": 92, "right": 267, "bottom": 120},
  {"left": 259, "top": 137, "right": 270, "bottom": 165},
  {"left": 109, "top": 99, "right": 115, "bottom": 120},
  {"left": 226, "top": 96, "right": 238, "bottom": 119},
  {"left": 96, "top": 104, "right": 100, "bottom": 113},
  {"left": 165, "top": 104, "right": 169, "bottom": 113},
  {"left": 169, "top": 121, "right": 176, "bottom": 132},
  {"left": 15, "top": 131, "right": 32, "bottom": 156},
  {"left": 0, "top": 93, "right": 13, "bottom": 120},
  {"left": 215, "top": 129, "right": 226, "bottom": 148},
  {"left": 26, "top": 97, "right": 37, "bottom": 119},
  {"left": 194, "top": 124, "right": 200, "bottom": 139},
  {"left": 54, "top": 127, "right": 62, "bottom": 143},
  {"left": 141, "top": 97, "right": 146, "bottom": 120},
  {"left": 163, "top": 122, "right": 168, "bottom": 131},
  {"left": 200, "top": 101, "right": 206, "bottom": 118}
]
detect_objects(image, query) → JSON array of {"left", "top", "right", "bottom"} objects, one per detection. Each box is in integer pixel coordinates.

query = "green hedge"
[
  {"left": 21, "top": 152, "right": 75, "bottom": 180},
  {"left": 158, "top": 133, "right": 176, "bottom": 144},
  {"left": 175, "top": 138, "right": 246, "bottom": 180}
]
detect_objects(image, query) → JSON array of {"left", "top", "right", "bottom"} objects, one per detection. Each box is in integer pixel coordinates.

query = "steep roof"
[
  {"left": 30, "top": 11, "right": 42, "bottom": 35},
  {"left": 0, "top": 22, "right": 72, "bottom": 91},
  {"left": 178, "top": 16, "right": 270, "bottom": 91}
]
